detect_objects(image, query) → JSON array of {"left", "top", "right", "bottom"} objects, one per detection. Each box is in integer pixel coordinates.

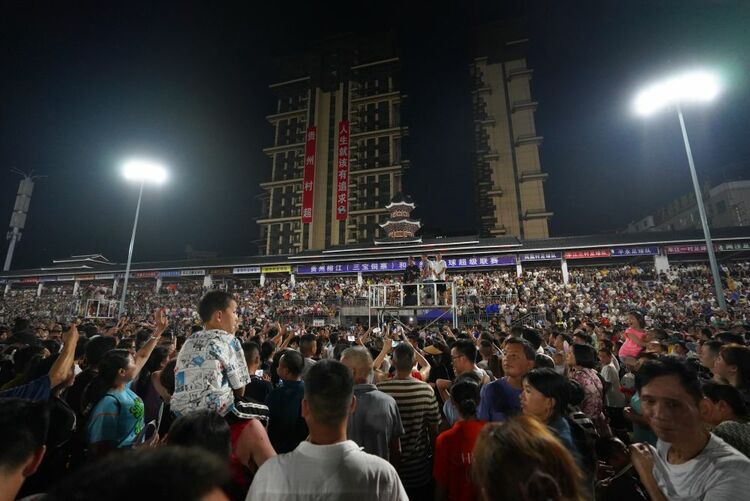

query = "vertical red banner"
[
  {"left": 301, "top": 126, "right": 317, "bottom": 223},
  {"left": 335, "top": 120, "right": 350, "bottom": 221}
]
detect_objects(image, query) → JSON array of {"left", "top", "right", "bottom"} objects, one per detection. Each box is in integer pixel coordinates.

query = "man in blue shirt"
[
  {"left": 265, "top": 350, "right": 308, "bottom": 453},
  {"left": 478, "top": 338, "right": 535, "bottom": 422}
]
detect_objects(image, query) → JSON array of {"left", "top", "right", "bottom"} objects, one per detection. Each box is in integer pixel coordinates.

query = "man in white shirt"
[
  {"left": 432, "top": 253, "right": 448, "bottom": 305},
  {"left": 630, "top": 357, "right": 750, "bottom": 500},
  {"left": 247, "top": 359, "right": 407, "bottom": 501}
]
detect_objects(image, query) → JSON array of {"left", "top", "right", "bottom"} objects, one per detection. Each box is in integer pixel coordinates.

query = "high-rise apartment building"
[
  {"left": 257, "top": 36, "right": 409, "bottom": 255},
  {"left": 470, "top": 23, "right": 551, "bottom": 239}
]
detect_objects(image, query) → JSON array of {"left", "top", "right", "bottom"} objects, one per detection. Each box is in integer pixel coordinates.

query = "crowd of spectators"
[{"left": 1, "top": 260, "right": 750, "bottom": 499}]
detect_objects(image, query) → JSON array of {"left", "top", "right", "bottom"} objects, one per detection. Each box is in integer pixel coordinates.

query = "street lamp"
[
  {"left": 634, "top": 69, "right": 727, "bottom": 310},
  {"left": 119, "top": 159, "right": 167, "bottom": 316}
]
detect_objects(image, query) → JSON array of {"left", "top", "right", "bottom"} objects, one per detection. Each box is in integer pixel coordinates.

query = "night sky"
[{"left": 1, "top": 1, "right": 749, "bottom": 270}]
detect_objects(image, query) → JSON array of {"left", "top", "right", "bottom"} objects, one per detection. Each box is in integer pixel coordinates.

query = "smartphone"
[
  {"left": 134, "top": 420, "right": 158, "bottom": 444},
  {"left": 347, "top": 335, "right": 356, "bottom": 342},
  {"left": 372, "top": 327, "right": 381, "bottom": 334},
  {"left": 255, "top": 370, "right": 264, "bottom": 377},
  {"left": 392, "top": 340, "right": 400, "bottom": 348}
]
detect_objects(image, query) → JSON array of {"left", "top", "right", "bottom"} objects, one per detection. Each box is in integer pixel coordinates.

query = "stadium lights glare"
[
  {"left": 633, "top": 70, "right": 721, "bottom": 116},
  {"left": 122, "top": 159, "right": 168, "bottom": 184}
]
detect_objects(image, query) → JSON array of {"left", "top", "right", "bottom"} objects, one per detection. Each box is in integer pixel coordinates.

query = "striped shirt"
[{"left": 378, "top": 377, "right": 441, "bottom": 488}]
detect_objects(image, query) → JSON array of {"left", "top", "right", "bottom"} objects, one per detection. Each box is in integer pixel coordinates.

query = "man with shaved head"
[{"left": 341, "top": 346, "right": 404, "bottom": 463}]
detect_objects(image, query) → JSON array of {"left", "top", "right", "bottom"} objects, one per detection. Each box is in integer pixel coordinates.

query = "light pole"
[
  {"left": 119, "top": 159, "right": 167, "bottom": 316},
  {"left": 634, "top": 70, "right": 727, "bottom": 310}
]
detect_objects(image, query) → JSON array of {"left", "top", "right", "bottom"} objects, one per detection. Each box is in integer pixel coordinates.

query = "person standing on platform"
[{"left": 403, "top": 257, "right": 420, "bottom": 307}]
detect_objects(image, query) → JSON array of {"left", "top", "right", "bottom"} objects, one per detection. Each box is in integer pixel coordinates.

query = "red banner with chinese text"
[
  {"left": 335, "top": 120, "right": 350, "bottom": 221},
  {"left": 563, "top": 249, "right": 611, "bottom": 260},
  {"left": 301, "top": 126, "right": 317, "bottom": 223}
]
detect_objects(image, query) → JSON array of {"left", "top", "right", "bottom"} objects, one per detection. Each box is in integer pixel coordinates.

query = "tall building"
[
  {"left": 257, "top": 35, "right": 409, "bottom": 255},
  {"left": 625, "top": 179, "right": 750, "bottom": 233},
  {"left": 470, "top": 22, "right": 551, "bottom": 239}
]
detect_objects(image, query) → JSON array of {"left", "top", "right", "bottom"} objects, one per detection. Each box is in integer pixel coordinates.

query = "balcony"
[
  {"left": 486, "top": 188, "right": 503, "bottom": 196},
  {"left": 515, "top": 134, "right": 543, "bottom": 147},
  {"left": 262, "top": 142, "right": 305, "bottom": 156},
  {"left": 474, "top": 116, "right": 496, "bottom": 126},
  {"left": 524, "top": 209, "right": 554, "bottom": 220},
  {"left": 507, "top": 68, "right": 533, "bottom": 81},
  {"left": 512, "top": 100, "right": 538, "bottom": 113},
  {"left": 483, "top": 151, "right": 500, "bottom": 160},
  {"left": 259, "top": 177, "right": 303, "bottom": 188},
  {"left": 519, "top": 172, "right": 549, "bottom": 183},
  {"left": 351, "top": 125, "right": 405, "bottom": 139},
  {"left": 266, "top": 107, "right": 308, "bottom": 122},
  {"left": 350, "top": 90, "right": 401, "bottom": 104}
]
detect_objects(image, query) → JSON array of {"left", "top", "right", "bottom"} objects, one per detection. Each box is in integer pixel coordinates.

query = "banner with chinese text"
[
  {"left": 301, "top": 126, "right": 317, "bottom": 223},
  {"left": 335, "top": 120, "right": 350, "bottom": 221}
]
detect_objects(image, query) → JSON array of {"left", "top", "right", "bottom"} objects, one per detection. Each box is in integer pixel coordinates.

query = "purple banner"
[
  {"left": 520, "top": 252, "right": 562, "bottom": 262},
  {"left": 611, "top": 246, "right": 659, "bottom": 257},
  {"left": 297, "top": 255, "right": 517, "bottom": 275}
]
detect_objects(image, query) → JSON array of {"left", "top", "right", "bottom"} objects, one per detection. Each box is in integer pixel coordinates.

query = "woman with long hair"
[
  {"left": 85, "top": 308, "right": 168, "bottom": 457},
  {"left": 472, "top": 415, "right": 586, "bottom": 501},
  {"left": 133, "top": 345, "right": 170, "bottom": 424},
  {"left": 521, "top": 368, "right": 578, "bottom": 456},
  {"left": 713, "top": 344, "right": 750, "bottom": 403}
]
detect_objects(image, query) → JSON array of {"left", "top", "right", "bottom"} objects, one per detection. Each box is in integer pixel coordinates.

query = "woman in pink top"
[{"left": 618, "top": 312, "right": 647, "bottom": 361}]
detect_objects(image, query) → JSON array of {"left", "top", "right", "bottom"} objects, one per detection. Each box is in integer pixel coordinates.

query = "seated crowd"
[{"left": 1, "top": 261, "right": 750, "bottom": 500}]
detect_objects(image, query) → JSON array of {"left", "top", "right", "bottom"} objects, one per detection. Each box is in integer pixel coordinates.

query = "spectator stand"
[{"left": 368, "top": 281, "right": 458, "bottom": 329}]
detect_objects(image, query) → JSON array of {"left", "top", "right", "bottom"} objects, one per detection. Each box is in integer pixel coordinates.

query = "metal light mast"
[{"left": 4, "top": 169, "right": 43, "bottom": 271}]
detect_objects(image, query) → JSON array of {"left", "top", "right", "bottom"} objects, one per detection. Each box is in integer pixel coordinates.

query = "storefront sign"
[
  {"left": 159, "top": 270, "right": 181, "bottom": 278},
  {"left": 57, "top": 276, "right": 75, "bottom": 282},
  {"left": 94, "top": 274, "right": 114, "bottom": 280},
  {"left": 301, "top": 126, "right": 317, "bottom": 224},
  {"left": 76, "top": 275, "right": 95, "bottom": 281}
]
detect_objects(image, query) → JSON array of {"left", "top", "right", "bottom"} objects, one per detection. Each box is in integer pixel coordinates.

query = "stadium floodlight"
[
  {"left": 633, "top": 69, "right": 726, "bottom": 310},
  {"left": 633, "top": 70, "right": 721, "bottom": 116},
  {"left": 119, "top": 159, "right": 169, "bottom": 316},
  {"left": 122, "top": 159, "right": 168, "bottom": 184}
]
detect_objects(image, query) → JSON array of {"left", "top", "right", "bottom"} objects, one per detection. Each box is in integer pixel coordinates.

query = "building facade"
[
  {"left": 257, "top": 36, "right": 409, "bottom": 255},
  {"left": 470, "top": 23, "right": 551, "bottom": 239},
  {"left": 625, "top": 180, "right": 750, "bottom": 233}
]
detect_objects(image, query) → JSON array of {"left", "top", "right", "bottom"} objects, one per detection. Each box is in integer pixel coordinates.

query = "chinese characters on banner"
[
  {"left": 301, "top": 126, "right": 317, "bottom": 224},
  {"left": 563, "top": 249, "right": 611, "bottom": 260},
  {"left": 335, "top": 120, "right": 350, "bottom": 221}
]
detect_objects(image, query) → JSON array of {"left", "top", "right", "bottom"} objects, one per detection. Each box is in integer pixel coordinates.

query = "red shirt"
[{"left": 433, "top": 419, "right": 487, "bottom": 501}]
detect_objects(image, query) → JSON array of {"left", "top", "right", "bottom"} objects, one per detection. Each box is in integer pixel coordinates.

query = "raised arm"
[
  {"left": 133, "top": 308, "right": 168, "bottom": 379},
  {"left": 49, "top": 323, "right": 81, "bottom": 388}
]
